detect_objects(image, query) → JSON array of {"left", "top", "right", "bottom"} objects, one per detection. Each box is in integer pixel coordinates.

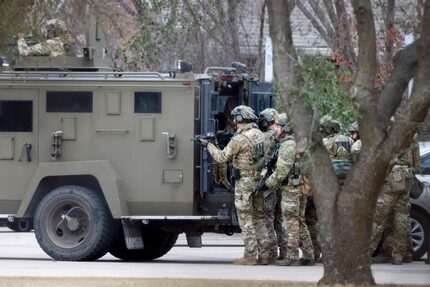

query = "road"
[{"left": 0, "top": 228, "right": 429, "bottom": 285}]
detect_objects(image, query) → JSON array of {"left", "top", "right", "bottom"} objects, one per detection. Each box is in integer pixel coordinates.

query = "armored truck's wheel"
[
  {"left": 34, "top": 185, "right": 119, "bottom": 261},
  {"left": 109, "top": 227, "right": 178, "bottom": 261}
]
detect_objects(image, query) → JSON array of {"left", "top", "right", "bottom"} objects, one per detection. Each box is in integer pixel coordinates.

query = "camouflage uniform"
[
  {"left": 351, "top": 139, "right": 361, "bottom": 162},
  {"left": 207, "top": 123, "right": 270, "bottom": 261},
  {"left": 371, "top": 149, "right": 415, "bottom": 264},
  {"left": 17, "top": 19, "right": 73, "bottom": 57},
  {"left": 265, "top": 135, "right": 314, "bottom": 263},
  {"left": 262, "top": 127, "right": 287, "bottom": 259}
]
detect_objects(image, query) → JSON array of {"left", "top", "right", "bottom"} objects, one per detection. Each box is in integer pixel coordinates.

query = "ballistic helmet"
[
  {"left": 320, "top": 115, "right": 340, "bottom": 134},
  {"left": 258, "top": 108, "right": 279, "bottom": 131},
  {"left": 348, "top": 122, "right": 359, "bottom": 133},
  {"left": 276, "top": 113, "right": 288, "bottom": 126},
  {"left": 277, "top": 113, "right": 293, "bottom": 134},
  {"left": 231, "top": 105, "right": 258, "bottom": 123},
  {"left": 45, "top": 19, "right": 67, "bottom": 38}
]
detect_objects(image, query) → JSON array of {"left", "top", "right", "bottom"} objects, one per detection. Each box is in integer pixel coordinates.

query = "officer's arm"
[
  {"left": 265, "top": 141, "right": 296, "bottom": 188},
  {"left": 17, "top": 39, "right": 53, "bottom": 56},
  {"left": 207, "top": 136, "right": 241, "bottom": 164}
]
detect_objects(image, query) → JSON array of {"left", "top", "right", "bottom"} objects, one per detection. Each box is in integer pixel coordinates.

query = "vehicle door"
[
  {"left": 249, "top": 82, "right": 277, "bottom": 114},
  {"left": 0, "top": 88, "right": 38, "bottom": 214}
]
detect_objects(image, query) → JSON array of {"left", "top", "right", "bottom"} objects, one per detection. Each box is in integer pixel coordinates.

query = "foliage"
[{"left": 279, "top": 54, "right": 356, "bottom": 129}]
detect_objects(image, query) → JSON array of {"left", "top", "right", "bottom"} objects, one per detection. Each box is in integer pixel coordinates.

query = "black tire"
[
  {"left": 109, "top": 227, "right": 178, "bottom": 261},
  {"left": 34, "top": 185, "right": 119, "bottom": 261},
  {"left": 411, "top": 209, "right": 430, "bottom": 260},
  {"left": 6, "top": 219, "right": 33, "bottom": 232}
]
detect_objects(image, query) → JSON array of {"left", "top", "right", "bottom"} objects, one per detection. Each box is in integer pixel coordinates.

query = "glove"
[
  {"left": 200, "top": 139, "right": 208, "bottom": 146},
  {"left": 254, "top": 182, "right": 269, "bottom": 193}
]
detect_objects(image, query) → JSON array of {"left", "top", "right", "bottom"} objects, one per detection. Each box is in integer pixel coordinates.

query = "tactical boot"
[
  {"left": 233, "top": 257, "right": 258, "bottom": 265},
  {"left": 403, "top": 256, "right": 413, "bottom": 263},
  {"left": 274, "top": 259, "right": 301, "bottom": 266},
  {"left": 391, "top": 257, "right": 403, "bottom": 265},
  {"left": 371, "top": 255, "right": 390, "bottom": 264},
  {"left": 300, "top": 258, "right": 316, "bottom": 266},
  {"left": 258, "top": 257, "right": 276, "bottom": 265}
]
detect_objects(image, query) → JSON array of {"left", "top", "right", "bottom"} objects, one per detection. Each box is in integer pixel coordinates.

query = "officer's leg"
[
  {"left": 234, "top": 178, "right": 257, "bottom": 263},
  {"left": 275, "top": 188, "right": 287, "bottom": 259},
  {"left": 299, "top": 193, "right": 315, "bottom": 263},
  {"left": 263, "top": 189, "right": 278, "bottom": 259},
  {"left": 253, "top": 191, "right": 272, "bottom": 262},
  {"left": 305, "top": 197, "right": 320, "bottom": 260},
  {"left": 280, "top": 186, "right": 301, "bottom": 264},
  {"left": 371, "top": 188, "right": 395, "bottom": 254},
  {"left": 391, "top": 191, "right": 410, "bottom": 264}
]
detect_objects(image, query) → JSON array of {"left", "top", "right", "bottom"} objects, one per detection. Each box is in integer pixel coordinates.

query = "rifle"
[
  {"left": 192, "top": 131, "right": 233, "bottom": 148},
  {"left": 253, "top": 143, "right": 279, "bottom": 194}
]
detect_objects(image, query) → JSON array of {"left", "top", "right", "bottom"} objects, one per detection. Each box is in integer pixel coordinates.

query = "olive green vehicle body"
[{"left": 0, "top": 68, "right": 201, "bottom": 221}]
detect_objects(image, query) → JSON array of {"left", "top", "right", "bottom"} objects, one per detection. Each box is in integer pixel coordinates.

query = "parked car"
[{"left": 410, "top": 142, "right": 430, "bottom": 259}]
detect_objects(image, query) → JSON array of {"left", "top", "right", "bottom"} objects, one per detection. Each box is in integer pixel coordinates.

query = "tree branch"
[
  {"left": 296, "top": 0, "right": 332, "bottom": 46},
  {"left": 308, "top": 0, "right": 337, "bottom": 42},
  {"left": 350, "top": 0, "right": 380, "bottom": 145},
  {"left": 377, "top": 40, "right": 419, "bottom": 124}
]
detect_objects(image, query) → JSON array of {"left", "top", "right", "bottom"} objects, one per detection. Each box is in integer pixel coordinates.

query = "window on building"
[
  {"left": 0, "top": 100, "right": 32, "bottom": 132},
  {"left": 47, "top": 91, "right": 93, "bottom": 112},
  {"left": 135, "top": 92, "right": 162, "bottom": 113}
]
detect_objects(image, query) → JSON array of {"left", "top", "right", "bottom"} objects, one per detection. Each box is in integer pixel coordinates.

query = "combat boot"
[
  {"left": 300, "top": 258, "right": 316, "bottom": 266},
  {"left": 233, "top": 257, "right": 258, "bottom": 265},
  {"left": 258, "top": 257, "right": 276, "bottom": 265},
  {"left": 274, "top": 259, "right": 301, "bottom": 266},
  {"left": 371, "top": 254, "right": 390, "bottom": 264},
  {"left": 391, "top": 257, "right": 403, "bottom": 265},
  {"left": 403, "top": 256, "right": 412, "bottom": 263}
]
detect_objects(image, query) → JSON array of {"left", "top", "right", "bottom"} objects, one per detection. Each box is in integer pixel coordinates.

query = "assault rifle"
[
  {"left": 192, "top": 131, "right": 233, "bottom": 148},
  {"left": 253, "top": 143, "right": 279, "bottom": 194}
]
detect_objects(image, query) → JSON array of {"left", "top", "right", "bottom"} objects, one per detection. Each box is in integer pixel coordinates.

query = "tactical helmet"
[
  {"left": 320, "top": 115, "right": 340, "bottom": 134},
  {"left": 276, "top": 113, "right": 288, "bottom": 126},
  {"left": 45, "top": 19, "right": 67, "bottom": 38},
  {"left": 231, "top": 105, "right": 258, "bottom": 123},
  {"left": 348, "top": 122, "right": 359, "bottom": 133},
  {"left": 258, "top": 108, "right": 279, "bottom": 131}
]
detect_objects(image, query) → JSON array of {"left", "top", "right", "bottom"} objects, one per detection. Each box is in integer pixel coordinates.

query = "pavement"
[{"left": 0, "top": 228, "right": 428, "bottom": 285}]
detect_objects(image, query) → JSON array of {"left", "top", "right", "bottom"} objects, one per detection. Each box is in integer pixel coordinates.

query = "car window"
[{"left": 420, "top": 152, "right": 430, "bottom": 174}]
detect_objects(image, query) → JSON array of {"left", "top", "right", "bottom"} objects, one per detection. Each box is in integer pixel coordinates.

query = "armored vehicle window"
[
  {"left": 47, "top": 91, "right": 93, "bottom": 113},
  {"left": 135, "top": 92, "right": 161, "bottom": 113},
  {"left": 0, "top": 100, "right": 32, "bottom": 132}
]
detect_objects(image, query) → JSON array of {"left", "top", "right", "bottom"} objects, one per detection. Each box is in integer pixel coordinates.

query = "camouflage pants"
[
  {"left": 263, "top": 189, "right": 277, "bottom": 257},
  {"left": 371, "top": 183, "right": 411, "bottom": 261},
  {"left": 377, "top": 202, "right": 413, "bottom": 260},
  {"left": 305, "top": 197, "right": 321, "bottom": 259},
  {"left": 235, "top": 176, "right": 271, "bottom": 259},
  {"left": 280, "top": 185, "right": 303, "bottom": 261},
  {"left": 263, "top": 188, "right": 287, "bottom": 258},
  {"left": 275, "top": 188, "right": 287, "bottom": 258},
  {"left": 299, "top": 194, "right": 315, "bottom": 260}
]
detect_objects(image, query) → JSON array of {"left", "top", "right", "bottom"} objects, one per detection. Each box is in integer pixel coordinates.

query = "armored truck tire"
[
  {"left": 33, "top": 185, "right": 119, "bottom": 261},
  {"left": 6, "top": 219, "right": 33, "bottom": 232},
  {"left": 109, "top": 227, "right": 178, "bottom": 261}
]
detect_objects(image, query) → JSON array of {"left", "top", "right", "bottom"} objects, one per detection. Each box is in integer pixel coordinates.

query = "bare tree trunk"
[
  {"left": 227, "top": 0, "right": 241, "bottom": 60},
  {"left": 257, "top": 0, "right": 267, "bottom": 80}
]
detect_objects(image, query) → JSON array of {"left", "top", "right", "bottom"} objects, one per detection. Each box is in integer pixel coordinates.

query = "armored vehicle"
[{"left": 0, "top": 23, "right": 275, "bottom": 260}]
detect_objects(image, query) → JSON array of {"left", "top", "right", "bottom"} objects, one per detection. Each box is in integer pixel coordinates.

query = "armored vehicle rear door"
[
  {"left": 0, "top": 89, "right": 38, "bottom": 214},
  {"left": 249, "top": 82, "right": 276, "bottom": 114}
]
